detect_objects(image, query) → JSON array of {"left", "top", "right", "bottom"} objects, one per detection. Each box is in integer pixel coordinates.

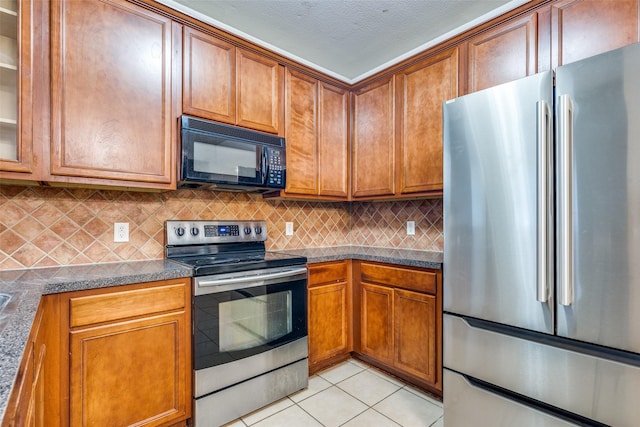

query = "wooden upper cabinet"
[
  {"left": 285, "top": 69, "right": 318, "bottom": 195},
  {"left": 183, "top": 26, "right": 236, "bottom": 124},
  {"left": 183, "top": 29, "right": 284, "bottom": 135},
  {"left": 236, "top": 49, "right": 284, "bottom": 134},
  {"left": 0, "top": 0, "right": 41, "bottom": 180},
  {"left": 283, "top": 69, "right": 348, "bottom": 199},
  {"left": 352, "top": 76, "right": 395, "bottom": 198},
  {"left": 395, "top": 48, "right": 458, "bottom": 195},
  {"left": 318, "top": 82, "right": 349, "bottom": 198},
  {"left": 49, "top": 0, "right": 179, "bottom": 189},
  {"left": 466, "top": 12, "right": 538, "bottom": 93},
  {"left": 549, "top": 0, "right": 640, "bottom": 68}
]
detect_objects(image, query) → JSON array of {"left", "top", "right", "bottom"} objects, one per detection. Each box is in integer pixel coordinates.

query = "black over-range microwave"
[{"left": 179, "top": 115, "right": 286, "bottom": 192}]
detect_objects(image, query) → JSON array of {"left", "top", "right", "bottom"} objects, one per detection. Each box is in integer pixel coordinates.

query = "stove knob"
[
  {"left": 254, "top": 226, "right": 262, "bottom": 235},
  {"left": 175, "top": 227, "right": 185, "bottom": 237},
  {"left": 243, "top": 227, "right": 252, "bottom": 235},
  {"left": 190, "top": 227, "right": 199, "bottom": 236}
]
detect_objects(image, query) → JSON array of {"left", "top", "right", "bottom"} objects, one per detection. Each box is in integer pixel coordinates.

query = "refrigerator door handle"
[
  {"left": 558, "top": 94, "right": 574, "bottom": 306},
  {"left": 536, "top": 100, "right": 551, "bottom": 303}
]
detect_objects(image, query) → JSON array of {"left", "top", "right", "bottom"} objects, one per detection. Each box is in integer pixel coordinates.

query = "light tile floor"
[{"left": 224, "top": 359, "right": 443, "bottom": 427}]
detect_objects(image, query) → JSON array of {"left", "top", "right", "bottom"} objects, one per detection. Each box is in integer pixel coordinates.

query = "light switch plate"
[
  {"left": 407, "top": 221, "right": 415, "bottom": 235},
  {"left": 285, "top": 222, "right": 294, "bottom": 236}
]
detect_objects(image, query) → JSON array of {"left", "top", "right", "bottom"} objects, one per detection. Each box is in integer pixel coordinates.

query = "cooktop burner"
[{"left": 165, "top": 220, "right": 306, "bottom": 276}]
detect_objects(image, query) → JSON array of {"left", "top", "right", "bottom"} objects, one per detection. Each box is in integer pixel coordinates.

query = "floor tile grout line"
[
  {"left": 400, "top": 384, "right": 443, "bottom": 408},
  {"left": 295, "top": 388, "right": 356, "bottom": 427}
]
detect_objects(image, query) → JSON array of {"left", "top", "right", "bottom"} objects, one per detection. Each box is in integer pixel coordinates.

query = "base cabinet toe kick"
[{"left": 443, "top": 313, "right": 640, "bottom": 427}]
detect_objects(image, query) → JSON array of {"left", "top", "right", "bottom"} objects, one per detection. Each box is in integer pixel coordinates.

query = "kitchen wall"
[{"left": 0, "top": 185, "right": 443, "bottom": 270}]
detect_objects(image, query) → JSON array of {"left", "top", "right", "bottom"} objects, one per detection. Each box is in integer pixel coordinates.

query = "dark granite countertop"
[
  {"left": 276, "top": 245, "right": 443, "bottom": 269},
  {"left": 0, "top": 260, "right": 192, "bottom": 422}
]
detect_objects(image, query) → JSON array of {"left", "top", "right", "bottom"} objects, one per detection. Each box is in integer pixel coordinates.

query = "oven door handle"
[{"left": 196, "top": 267, "right": 307, "bottom": 290}]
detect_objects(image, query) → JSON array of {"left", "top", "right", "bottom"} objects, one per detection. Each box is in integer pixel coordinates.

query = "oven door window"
[
  {"left": 194, "top": 279, "right": 307, "bottom": 370},
  {"left": 219, "top": 290, "right": 292, "bottom": 352}
]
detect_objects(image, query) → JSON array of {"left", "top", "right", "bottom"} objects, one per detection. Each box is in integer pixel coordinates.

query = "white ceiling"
[{"left": 161, "top": 0, "right": 530, "bottom": 84}]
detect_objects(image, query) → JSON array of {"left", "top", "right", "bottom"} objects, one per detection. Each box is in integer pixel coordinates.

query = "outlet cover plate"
[
  {"left": 114, "top": 222, "right": 129, "bottom": 242},
  {"left": 285, "top": 222, "right": 294, "bottom": 236}
]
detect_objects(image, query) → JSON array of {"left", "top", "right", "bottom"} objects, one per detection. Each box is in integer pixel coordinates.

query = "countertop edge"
[{"left": 276, "top": 246, "right": 443, "bottom": 269}]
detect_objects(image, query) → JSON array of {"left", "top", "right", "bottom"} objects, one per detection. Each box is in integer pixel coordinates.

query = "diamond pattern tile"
[{"left": 0, "top": 185, "right": 442, "bottom": 269}]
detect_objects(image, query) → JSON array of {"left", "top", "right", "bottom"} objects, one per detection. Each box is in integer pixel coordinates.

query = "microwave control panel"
[{"left": 268, "top": 150, "right": 284, "bottom": 186}]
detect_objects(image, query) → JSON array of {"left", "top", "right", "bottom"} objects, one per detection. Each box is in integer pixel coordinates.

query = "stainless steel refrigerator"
[{"left": 443, "top": 42, "right": 640, "bottom": 426}]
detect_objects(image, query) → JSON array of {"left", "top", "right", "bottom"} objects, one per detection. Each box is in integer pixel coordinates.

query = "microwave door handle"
[{"left": 260, "top": 147, "right": 268, "bottom": 182}]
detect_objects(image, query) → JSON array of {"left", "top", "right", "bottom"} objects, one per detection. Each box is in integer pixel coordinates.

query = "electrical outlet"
[
  {"left": 285, "top": 222, "right": 294, "bottom": 236},
  {"left": 407, "top": 221, "right": 416, "bottom": 236},
  {"left": 114, "top": 222, "right": 129, "bottom": 242}
]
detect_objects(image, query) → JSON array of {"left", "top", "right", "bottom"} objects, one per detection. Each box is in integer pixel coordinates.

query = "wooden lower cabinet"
[
  {"left": 2, "top": 296, "right": 56, "bottom": 427},
  {"left": 308, "top": 260, "right": 442, "bottom": 395},
  {"left": 66, "top": 279, "right": 191, "bottom": 427},
  {"left": 3, "top": 279, "right": 191, "bottom": 427},
  {"left": 394, "top": 289, "right": 437, "bottom": 385},
  {"left": 360, "top": 283, "right": 394, "bottom": 365},
  {"left": 354, "top": 261, "right": 442, "bottom": 395},
  {"left": 307, "top": 261, "right": 352, "bottom": 374}
]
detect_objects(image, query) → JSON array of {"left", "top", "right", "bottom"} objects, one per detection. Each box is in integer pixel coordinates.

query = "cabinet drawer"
[
  {"left": 309, "top": 261, "right": 348, "bottom": 286},
  {"left": 70, "top": 280, "right": 187, "bottom": 328},
  {"left": 360, "top": 262, "right": 437, "bottom": 294}
]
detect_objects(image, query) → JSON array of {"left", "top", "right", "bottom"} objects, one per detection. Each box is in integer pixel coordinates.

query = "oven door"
[{"left": 193, "top": 266, "right": 308, "bottom": 372}]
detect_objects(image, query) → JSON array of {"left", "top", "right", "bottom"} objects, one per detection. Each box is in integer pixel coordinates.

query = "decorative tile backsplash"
[
  {"left": 0, "top": 185, "right": 442, "bottom": 270},
  {"left": 351, "top": 199, "right": 444, "bottom": 251}
]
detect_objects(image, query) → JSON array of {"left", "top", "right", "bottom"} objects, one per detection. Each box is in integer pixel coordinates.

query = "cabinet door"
[
  {"left": 50, "top": 0, "right": 177, "bottom": 188},
  {"left": 318, "top": 82, "right": 349, "bottom": 198},
  {"left": 352, "top": 77, "right": 395, "bottom": 198},
  {"left": 0, "top": 0, "right": 37, "bottom": 177},
  {"left": 360, "top": 283, "right": 394, "bottom": 364},
  {"left": 467, "top": 12, "right": 538, "bottom": 93},
  {"left": 183, "top": 26, "right": 236, "bottom": 124},
  {"left": 69, "top": 311, "right": 189, "bottom": 427},
  {"left": 550, "top": 0, "right": 639, "bottom": 68},
  {"left": 394, "top": 289, "right": 437, "bottom": 385},
  {"left": 396, "top": 48, "right": 458, "bottom": 194},
  {"left": 284, "top": 69, "right": 318, "bottom": 195},
  {"left": 308, "top": 282, "right": 350, "bottom": 366},
  {"left": 236, "top": 49, "right": 284, "bottom": 134}
]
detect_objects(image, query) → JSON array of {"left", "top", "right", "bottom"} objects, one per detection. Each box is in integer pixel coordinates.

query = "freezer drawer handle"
[
  {"left": 558, "top": 94, "right": 574, "bottom": 306},
  {"left": 536, "top": 100, "right": 551, "bottom": 303}
]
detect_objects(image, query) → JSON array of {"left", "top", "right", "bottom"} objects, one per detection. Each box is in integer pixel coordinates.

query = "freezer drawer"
[
  {"left": 444, "top": 370, "right": 577, "bottom": 427},
  {"left": 444, "top": 314, "right": 640, "bottom": 426}
]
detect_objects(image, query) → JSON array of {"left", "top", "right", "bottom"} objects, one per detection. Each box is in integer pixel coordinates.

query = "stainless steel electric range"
[{"left": 165, "top": 220, "right": 308, "bottom": 427}]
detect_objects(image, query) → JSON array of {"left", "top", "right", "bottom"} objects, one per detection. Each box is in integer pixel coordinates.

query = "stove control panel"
[{"left": 166, "top": 220, "right": 267, "bottom": 246}]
